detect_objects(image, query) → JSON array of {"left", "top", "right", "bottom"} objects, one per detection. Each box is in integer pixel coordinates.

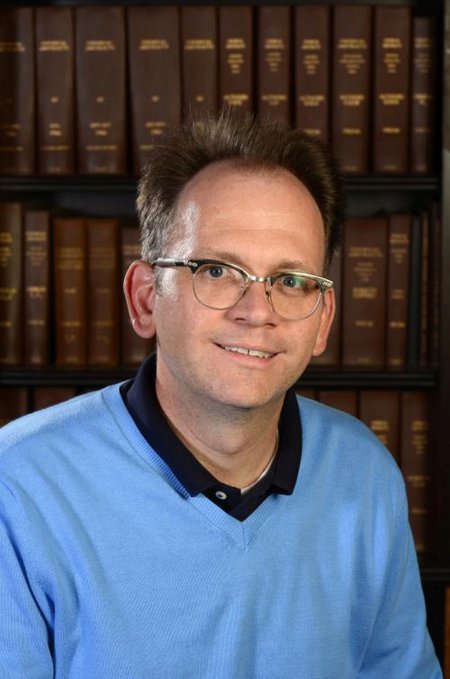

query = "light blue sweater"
[{"left": 0, "top": 385, "right": 441, "bottom": 678}]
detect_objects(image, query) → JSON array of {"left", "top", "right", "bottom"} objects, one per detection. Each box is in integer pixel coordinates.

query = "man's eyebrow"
[{"left": 197, "top": 250, "right": 312, "bottom": 272}]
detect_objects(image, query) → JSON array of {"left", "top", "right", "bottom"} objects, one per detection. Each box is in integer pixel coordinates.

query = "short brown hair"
[{"left": 137, "top": 111, "right": 345, "bottom": 272}]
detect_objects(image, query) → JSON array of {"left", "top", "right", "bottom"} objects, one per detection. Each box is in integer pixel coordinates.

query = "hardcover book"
[
  {"left": 24, "top": 210, "right": 50, "bottom": 366},
  {"left": 386, "top": 214, "right": 411, "bottom": 369},
  {"left": 257, "top": 5, "right": 291, "bottom": 123},
  {"left": 359, "top": 389, "right": 400, "bottom": 461},
  {"left": 181, "top": 6, "right": 218, "bottom": 118},
  {"left": 219, "top": 6, "right": 253, "bottom": 115},
  {"left": 410, "top": 17, "right": 437, "bottom": 174},
  {"left": 0, "top": 203, "right": 23, "bottom": 365}
]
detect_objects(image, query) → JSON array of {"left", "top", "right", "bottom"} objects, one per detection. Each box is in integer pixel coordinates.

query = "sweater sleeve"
[
  {"left": 359, "top": 486, "right": 442, "bottom": 679},
  {"left": 0, "top": 486, "right": 54, "bottom": 678}
]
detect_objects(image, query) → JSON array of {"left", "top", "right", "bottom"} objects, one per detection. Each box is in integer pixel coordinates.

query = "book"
[
  {"left": 373, "top": 5, "right": 412, "bottom": 173},
  {"left": 359, "top": 389, "right": 400, "bottom": 461},
  {"left": 87, "top": 218, "right": 120, "bottom": 366},
  {"left": 318, "top": 390, "right": 358, "bottom": 417},
  {"left": 35, "top": 7, "right": 75, "bottom": 175},
  {"left": 386, "top": 214, "right": 411, "bottom": 370},
  {"left": 0, "top": 203, "right": 23, "bottom": 365},
  {"left": 406, "top": 214, "right": 423, "bottom": 369},
  {"left": 0, "top": 387, "right": 28, "bottom": 426},
  {"left": 75, "top": 6, "right": 127, "bottom": 174},
  {"left": 127, "top": 6, "right": 181, "bottom": 176},
  {"left": 311, "top": 243, "right": 342, "bottom": 367},
  {"left": 332, "top": 5, "right": 372, "bottom": 173},
  {"left": 53, "top": 217, "right": 87, "bottom": 366},
  {"left": 181, "top": 6, "right": 218, "bottom": 118},
  {"left": 342, "top": 218, "right": 388, "bottom": 368},
  {"left": 0, "top": 8, "right": 35, "bottom": 174},
  {"left": 24, "top": 210, "right": 50, "bottom": 366},
  {"left": 294, "top": 5, "right": 330, "bottom": 143},
  {"left": 410, "top": 17, "right": 437, "bottom": 174},
  {"left": 419, "top": 210, "right": 430, "bottom": 368},
  {"left": 427, "top": 202, "right": 442, "bottom": 368},
  {"left": 32, "top": 387, "right": 77, "bottom": 412},
  {"left": 257, "top": 5, "right": 291, "bottom": 123},
  {"left": 219, "top": 6, "right": 253, "bottom": 115},
  {"left": 120, "top": 226, "right": 155, "bottom": 365},
  {"left": 400, "top": 390, "right": 434, "bottom": 554}
]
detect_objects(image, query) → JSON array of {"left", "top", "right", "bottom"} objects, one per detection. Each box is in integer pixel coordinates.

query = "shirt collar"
[{"left": 120, "top": 353, "right": 301, "bottom": 497}]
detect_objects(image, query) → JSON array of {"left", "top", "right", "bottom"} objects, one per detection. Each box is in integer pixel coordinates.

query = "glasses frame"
[{"left": 152, "top": 257, "right": 334, "bottom": 320}]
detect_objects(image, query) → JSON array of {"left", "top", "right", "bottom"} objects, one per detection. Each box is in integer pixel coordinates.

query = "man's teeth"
[{"left": 222, "top": 345, "right": 273, "bottom": 359}]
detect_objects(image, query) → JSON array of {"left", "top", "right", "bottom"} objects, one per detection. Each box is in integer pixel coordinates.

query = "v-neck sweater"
[{"left": 0, "top": 384, "right": 441, "bottom": 678}]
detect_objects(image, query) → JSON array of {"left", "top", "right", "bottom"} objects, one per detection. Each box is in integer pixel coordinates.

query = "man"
[{"left": 0, "top": 114, "right": 442, "bottom": 678}]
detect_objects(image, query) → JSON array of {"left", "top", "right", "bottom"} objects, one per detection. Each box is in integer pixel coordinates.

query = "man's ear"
[
  {"left": 312, "top": 288, "right": 336, "bottom": 357},
  {"left": 123, "top": 260, "right": 157, "bottom": 339}
]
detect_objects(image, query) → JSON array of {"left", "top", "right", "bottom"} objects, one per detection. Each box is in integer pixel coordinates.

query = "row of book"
[
  {"left": 0, "top": 383, "right": 435, "bottom": 554},
  {"left": 0, "top": 203, "right": 440, "bottom": 370},
  {"left": 0, "top": 4, "right": 437, "bottom": 177},
  {"left": 295, "top": 387, "right": 435, "bottom": 554}
]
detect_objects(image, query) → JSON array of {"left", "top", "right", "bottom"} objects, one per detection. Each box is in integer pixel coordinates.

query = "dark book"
[
  {"left": 332, "top": 5, "right": 372, "bottom": 173},
  {"left": 0, "top": 8, "right": 35, "bottom": 175},
  {"left": 127, "top": 6, "right": 181, "bottom": 176},
  {"left": 0, "top": 203, "right": 23, "bottom": 365},
  {"left": 342, "top": 218, "right": 388, "bottom": 368},
  {"left": 35, "top": 7, "right": 75, "bottom": 175},
  {"left": 419, "top": 210, "right": 430, "bottom": 368},
  {"left": 410, "top": 17, "right": 437, "bottom": 174},
  {"left": 373, "top": 5, "right": 412, "bottom": 173},
  {"left": 318, "top": 390, "right": 358, "bottom": 417},
  {"left": 386, "top": 214, "right": 411, "bottom": 370},
  {"left": 400, "top": 390, "right": 434, "bottom": 554},
  {"left": 75, "top": 6, "right": 127, "bottom": 174},
  {"left": 32, "top": 387, "right": 77, "bottom": 412},
  {"left": 0, "top": 387, "right": 28, "bottom": 426},
  {"left": 406, "top": 214, "right": 423, "bottom": 369},
  {"left": 219, "top": 6, "right": 253, "bottom": 115},
  {"left": 311, "top": 244, "right": 342, "bottom": 367},
  {"left": 120, "top": 226, "right": 155, "bottom": 365},
  {"left": 427, "top": 202, "right": 441, "bottom": 369},
  {"left": 294, "top": 5, "right": 330, "bottom": 143},
  {"left": 53, "top": 217, "right": 87, "bottom": 366},
  {"left": 257, "top": 6, "right": 291, "bottom": 123},
  {"left": 181, "top": 6, "right": 218, "bottom": 118},
  {"left": 359, "top": 389, "right": 400, "bottom": 461},
  {"left": 87, "top": 218, "right": 120, "bottom": 366},
  {"left": 24, "top": 210, "right": 50, "bottom": 366}
]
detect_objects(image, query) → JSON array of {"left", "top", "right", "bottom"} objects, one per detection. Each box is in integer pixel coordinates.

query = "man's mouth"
[{"left": 219, "top": 344, "right": 275, "bottom": 360}]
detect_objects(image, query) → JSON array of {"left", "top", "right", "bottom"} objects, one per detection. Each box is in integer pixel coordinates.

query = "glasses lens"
[
  {"left": 192, "top": 263, "right": 245, "bottom": 309},
  {"left": 271, "top": 273, "right": 322, "bottom": 320}
]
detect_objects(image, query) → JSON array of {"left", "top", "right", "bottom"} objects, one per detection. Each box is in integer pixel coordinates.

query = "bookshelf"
[{"left": 0, "top": 0, "right": 449, "bottom": 665}]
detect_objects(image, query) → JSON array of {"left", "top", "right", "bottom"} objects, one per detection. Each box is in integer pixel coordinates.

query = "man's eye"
[
  {"left": 279, "top": 274, "right": 306, "bottom": 289},
  {"left": 204, "top": 265, "right": 225, "bottom": 278}
]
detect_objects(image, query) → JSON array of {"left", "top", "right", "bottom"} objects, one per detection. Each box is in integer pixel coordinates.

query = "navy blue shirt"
[{"left": 120, "top": 353, "right": 301, "bottom": 521}]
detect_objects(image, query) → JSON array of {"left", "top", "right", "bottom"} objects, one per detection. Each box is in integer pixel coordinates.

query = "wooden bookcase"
[{"left": 0, "top": 0, "right": 449, "bottom": 665}]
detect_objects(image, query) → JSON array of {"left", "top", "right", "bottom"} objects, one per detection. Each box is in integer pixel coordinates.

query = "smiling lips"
[{"left": 219, "top": 344, "right": 275, "bottom": 360}]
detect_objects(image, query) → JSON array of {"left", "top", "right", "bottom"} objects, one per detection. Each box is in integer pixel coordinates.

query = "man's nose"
[{"left": 227, "top": 279, "right": 277, "bottom": 324}]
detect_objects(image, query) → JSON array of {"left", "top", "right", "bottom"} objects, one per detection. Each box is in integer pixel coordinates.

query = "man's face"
[{"left": 148, "top": 162, "right": 334, "bottom": 414}]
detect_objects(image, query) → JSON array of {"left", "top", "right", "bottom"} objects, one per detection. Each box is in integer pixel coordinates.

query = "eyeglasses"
[{"left": 152, "top": 257, "right": 333, "bottom": 321}]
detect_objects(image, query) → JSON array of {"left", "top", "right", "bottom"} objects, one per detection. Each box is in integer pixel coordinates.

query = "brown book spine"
[
  {"left": 0, "top": 8, "right": 35, "bottom": 175},
  {"left": 219, "top": 6, "right": 253, "bottom": 115},
  {"left": 181, "top": 6, "right": 218, "bottom": 118},
  {"left": 318, "top": 390, "right": 358, "bottom": 417},
  {"left": 342, "top": 218, "right": 388, "bottom": 368},
  {"left": 75, "top": 6, "right": 127, "bottom": 174},
  {"left": 400, "top": 390, "right": 434, "bottom": 554},
  {"left": 257, "top": 6, "right": 291, "bottom": 123},
  {"left": 87, "top": 218, "right": 120, "bottom": 366},
  {"left": 294, "top": 5, "right": 330, "bottom": 143},
  {"left": 332, "top": 5, "right": 371, "bottom": 174},
  {"left": 24, "top": 210, "right": 50, "bottom": 366},
  {"left": 127, "top": 6, "right": 181, "bottom": 176},
  {"left": 386, "top": 214, "right": 411, "bottom": 369},
  {"left": 0, "top": 387, "right": 28, "bottom": 426},
  {"left": 419, "top": 210, "right": 430, "bottom": 368},
  {"left": 410, "top": 17, "right": 437, "bottom": 174},
  {"left": 32, "top": 387, "right": 77, "bottom": 412},
  {"left": 35, "top": 7, "right": 75, "bottom": 175},
  {"left": 0, "top": 203, "right": 23, "bottom": 365},
  {"left": 373, "top": 6, "right": 411, "bottom": 174},
  {"left": 311, "top": 244, "right": 342, "bottom": 367},
  {"left": 120, "top": 226, "right": 155, "bottom": 365},
  {"left": 427, "top": 202, "right": 441, "bottom": 369},
  {"left": 359, "top": 389, "right": 400, "bottom": 461},
  {"left": 53, "top": 218, "right": 87, "bottom": 366}
]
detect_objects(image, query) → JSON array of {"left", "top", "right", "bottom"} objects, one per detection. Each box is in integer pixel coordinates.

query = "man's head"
[{"left": 136, "top": 112, "right": 345, "bottom": 275}]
